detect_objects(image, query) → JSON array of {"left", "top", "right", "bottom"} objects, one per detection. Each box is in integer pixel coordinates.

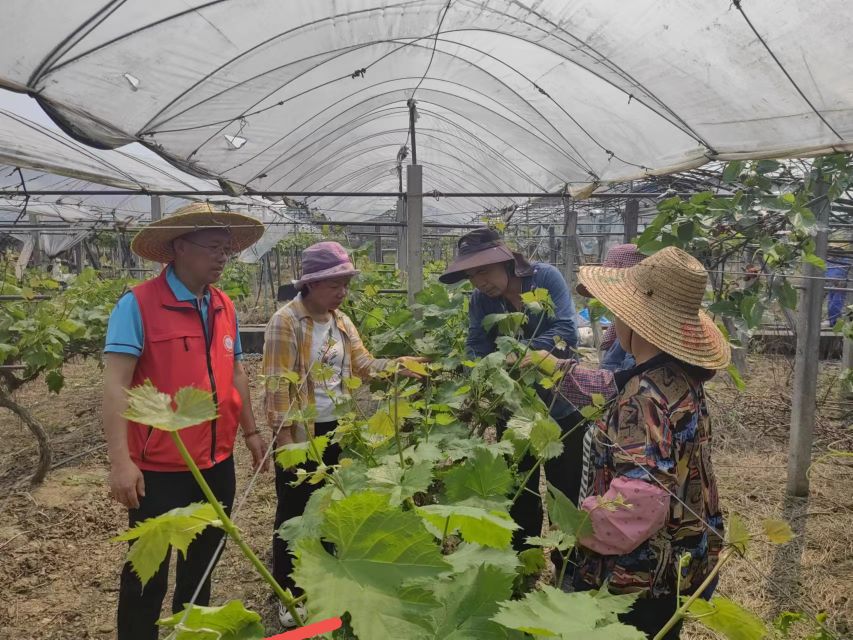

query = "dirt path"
[{"left": 0, "top": 356, "right": 850, "bottom": 639}]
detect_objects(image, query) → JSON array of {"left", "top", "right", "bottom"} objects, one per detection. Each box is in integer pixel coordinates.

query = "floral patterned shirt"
[{"left": 574, "top": 355, "right": 725, "bottom": 596}]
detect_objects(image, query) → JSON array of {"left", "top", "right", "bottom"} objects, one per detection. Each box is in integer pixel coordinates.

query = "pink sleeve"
[
  {"left": 557, "top": 361, "right": 618, "bottom": 408},
  {"left": 578, "top": 476, "right": 669, "bottom": 556}
]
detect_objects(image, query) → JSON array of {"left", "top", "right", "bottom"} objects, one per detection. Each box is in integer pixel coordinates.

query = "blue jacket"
[
  {"left": 600, "top": 341, "right": 635, "bottom": 373},
  {"left": 466, "top": 262, "right": 578, "bottom": 358}
]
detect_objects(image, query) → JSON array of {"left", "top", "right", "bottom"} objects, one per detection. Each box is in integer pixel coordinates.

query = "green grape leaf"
[
  {"left": 123, "top": 381, "right": 217, "bottom": 432},
  {"left": 773, "top": 611, "right": 805, "bottom": 636},
  {"left": 491, "top": 586, "right": 645, "bottom": 639},
  {"left": 525, "top": 530, "right": 576, "bottom": 552},
  {"left": 343, "top": 375, "right": 362, "bottom": 390},
  {"left": 547, "top": 482, "right": 594, "bottom": 540},
  {"left": 158, "top": 600, "right": 264, "bottom": 639},
  {"left": 278, "top": 485, "right": 333, "bottom": 545},
  {"left": 113, "top": 502, "right": 221, "bottom": 586},
  {"left": 518, "top": 547, "right": 546, "bottom": 576},
  {"left": 402, "top": 358, "right": 430, "bottom": 377},
  {"left": 762, "top": 518, "right": 794, "bottom": 545},
  {"left": 726, "top": 512, "right": 751, "bottom": 554},
  {"left": 482, "top": 312, "right": 526, "bottom": 335},
  {"left": 443, "top": 447, "right": 513, "bottom": 508},
  {"left": 687, "top": 596, "right": 768, "bottom": 640},
  {"left": 367, "top": 399, "right": 414, "bottom": 436},
  {"left": 409, "top": 565, "right": 514, "bottom": 639},
  {"left": 45, "top": 370, "right": 64, "bottom": 393},
  {"left": 0, "top": 342, "right": 17, "bottom": 364},
  {"left": 57, "top": 318, "right": 86, "bottom": 338},
  {"left": 293, "top": 491, "right": 451, "bottom": 640},
  {"left": 417, "top": 504, "right": 518, "bottom": 548},
  {"left": 590, "top": 584, "right": 641, "bottom": 622},
  {"left": 275, "top": 436, "right": 329, "bottom": 470},
  {"left": 367, "top": 460, "right": 434, "bottom": 505},
  {"left": 529, "top": 416, "right": 564, "bottom": 460},
  {"left": 727, "top": 364, "right": 746, "bottom": 391},
  {"left": 443, "top": 542, "right": 520, "bottom": 578},
  {"left": 802, "top": 253, "right": 826, "bottom": 271},
  {"left": 433, "top": 412, "right": 456, "bottom": 426}
]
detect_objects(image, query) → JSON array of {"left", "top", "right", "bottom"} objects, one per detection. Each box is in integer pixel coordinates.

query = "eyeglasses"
[{"left": 183, "top": 238, "right": 237, "bottom": 258}]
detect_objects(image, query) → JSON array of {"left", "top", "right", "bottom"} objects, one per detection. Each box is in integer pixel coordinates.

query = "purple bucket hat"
[
  {"left": 293, "top": 241, "right": 360, "bottom": 290},
  {"left": 577, "top": 243, "right": 644, "bottom": 297}
]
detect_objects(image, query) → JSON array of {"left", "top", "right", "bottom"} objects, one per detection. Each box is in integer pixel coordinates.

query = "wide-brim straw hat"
[
  {"left": 577, "top": 246, "right": 731, "bottom": 370},
  {"left": 131, "top": 202, "right": 265, "bottom": 263}
]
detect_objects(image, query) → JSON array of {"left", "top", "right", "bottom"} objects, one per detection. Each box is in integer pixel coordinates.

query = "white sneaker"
[{"left": 278, "top": 602, "right": 307, "bottom": 628}]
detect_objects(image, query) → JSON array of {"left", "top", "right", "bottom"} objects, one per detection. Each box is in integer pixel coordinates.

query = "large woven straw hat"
[
  {"left": 131, "top": 202, "right": 265, "bottom": 263},
  {"left": 577, "top": 246, "right": 731, "bottom": 370}
]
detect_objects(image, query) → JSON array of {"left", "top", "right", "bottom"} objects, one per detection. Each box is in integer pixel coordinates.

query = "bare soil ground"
[{"left": 0, "top": 355, "right": 850, "bottom": 639}]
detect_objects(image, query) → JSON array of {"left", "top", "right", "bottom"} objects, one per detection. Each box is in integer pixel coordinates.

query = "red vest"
[{"left": 127, "top": 269, "right": 242, "bottom": 472}]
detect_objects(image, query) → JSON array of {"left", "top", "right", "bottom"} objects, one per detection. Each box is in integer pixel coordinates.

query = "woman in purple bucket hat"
[{"left": 261, "top": 241, "right": 425, "bottom": 628}]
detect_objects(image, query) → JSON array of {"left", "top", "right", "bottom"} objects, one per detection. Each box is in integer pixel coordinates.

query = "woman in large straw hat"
[
  {"left": 527, "top": 246, "right": 728, "bottom": 639},
  {"left": 102, "top": 202, "right": 267, "bottom": 639},
  {"left": 262, "top": 240, "right": 426, "bottom": 628}
]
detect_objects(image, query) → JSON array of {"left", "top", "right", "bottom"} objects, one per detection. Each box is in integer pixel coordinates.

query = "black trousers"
[
  {"left": 507, "top": 411, "right": 585, "bottom": 550},
  {"left": 620, "top": 593, "right": 683, "bottom": 639},
  {"left": 117, "top": 456, "right": 236, "bottom": 640},
  {"left": 272, "top": 421, "right": 340, "bottom": 594}
]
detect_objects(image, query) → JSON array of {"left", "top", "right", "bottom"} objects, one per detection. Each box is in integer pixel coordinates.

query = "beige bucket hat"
[
  {"left": 577, "top": 246, "right": 731, "bottom": 370},
  {"left": 130, "top": 202, "right": 265, "bottom": 263}
]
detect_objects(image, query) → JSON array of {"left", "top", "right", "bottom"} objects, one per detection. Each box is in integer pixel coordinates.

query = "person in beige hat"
[
  {"left": 101, "top": 202, "right": 268, "bottom": 639},
  {"left": 525, "top": 246, "right": 729, "bottom": 639}
]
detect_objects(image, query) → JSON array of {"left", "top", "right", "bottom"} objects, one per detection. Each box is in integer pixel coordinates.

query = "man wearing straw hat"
[{"left": 101, "top": 202, "right": 269, "bottom": 640}]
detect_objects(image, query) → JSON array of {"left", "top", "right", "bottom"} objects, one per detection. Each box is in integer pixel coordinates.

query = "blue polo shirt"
[{"left": 104, "top": 265, "right": 242, "bottom": 359}]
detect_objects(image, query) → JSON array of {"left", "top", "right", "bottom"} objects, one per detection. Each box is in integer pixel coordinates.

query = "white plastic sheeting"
[
  {"left": 1, "top": 0, "right": 852, "bottom": 222},
  {"left": 0, "top": 109, "right": 301, "bottom": 261}
]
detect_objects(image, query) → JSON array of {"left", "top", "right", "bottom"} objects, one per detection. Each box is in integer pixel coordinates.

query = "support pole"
[
  {"left": 561, "top": 196, "right": 578, "bottom": 291},
  {"left": 396, "top": 197, "right": 407, "bottom": 271},
  {"left": 28, "top": 211, "right": 41, "bottom": 268},
  {"left": 406, "top": 164, "right": 423, "bottom": 307},
  {"left": 150, "top": 195, "right": 163, "bottom": 221},
  {"left": 72, "top": 242, "right": 83, "bottom": 274},
  {"left": 786, "top": 177, "right": 831, "bottom": 497},
  {"left": 623, "top": 199, "right": 639, "bottom": 243},
  {"left": 373, "top": 225, "right": 382, "bottom": 263},
  {"left": 548, "top": 226, "right": 557, "bottom": 264}
]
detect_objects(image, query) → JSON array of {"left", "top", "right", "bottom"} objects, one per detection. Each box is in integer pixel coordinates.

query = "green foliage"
[
  {"left": 442, "top": 447, "right": 514, "bottom": 508},
  {"left": 0, "top": 266, "right": 133, "bottom": 392},
  {"left": 687, "top": 596, "right": 767, "bottom": 640},
  {"left": 123, "top": 381, "right": 218, "bottom": 431},
  {"left": 158, "top": 600, "right": 265, "bottom": 639},
  {"left": 634, "top": 155, "right": 853, "bottom": 339},
  {"left": 726, "top": 512, "right": 751, "bottom": 554},
  {"left": 113, "top": 503, "right": 221, "bottom": 586},
  {"left": 774, "top": 611, "right": 835, "bottom": 640},
  {"left": 293, "top": 491, "right": 451, "bottom": 639},
  {"left": 275, "top": 435, "right": 329, "bottom": 470},
  {"left": 409, "top": 565, "right": 515, "bottom": 639},
  {"left": 418, "top": 504, "right": 518, "bottom": 548},
  {"left": 491, "top": 585, "right": 645, "bottom": 639},
  {"left": 547, "top": 482, "right": 594, "bottom": 540},
  {"left": 217, "top": 261, "right": 255, "bottom": 301}
]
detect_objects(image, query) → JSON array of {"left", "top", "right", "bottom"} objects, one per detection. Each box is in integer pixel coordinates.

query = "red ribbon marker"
[{"left": 264, "top": 617, "right": 343, "bottom": 640}]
